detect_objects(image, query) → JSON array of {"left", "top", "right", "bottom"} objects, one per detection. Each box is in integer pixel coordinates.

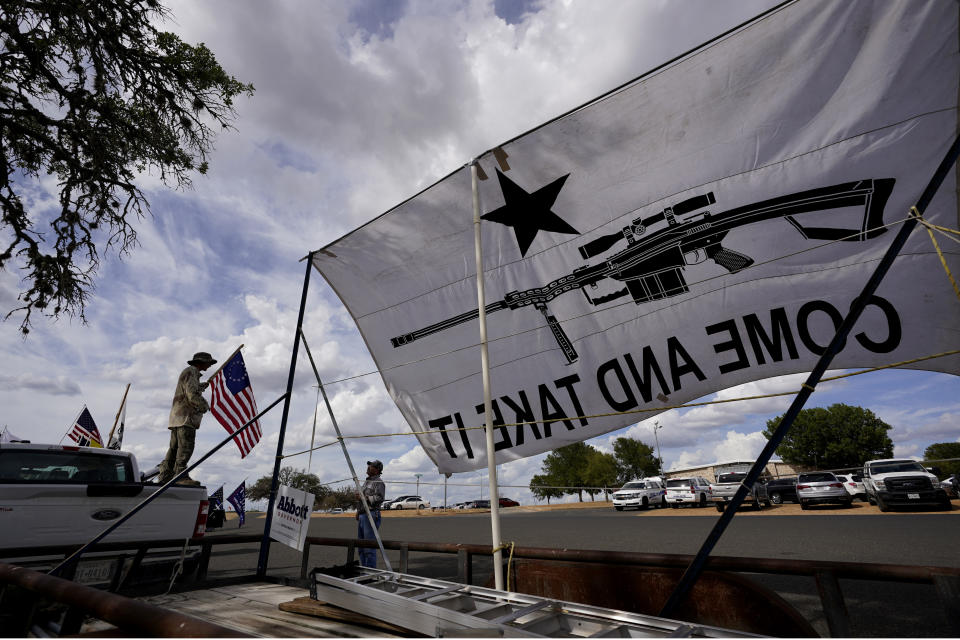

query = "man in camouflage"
[{"left": 158, "top": 352, "right": 217, "bottom": 486}]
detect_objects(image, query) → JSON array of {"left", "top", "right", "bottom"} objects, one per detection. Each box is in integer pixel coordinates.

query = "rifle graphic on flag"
[
  {"left": 390, "top": 179, "right": 894, "bottom": 364},
  {"left": 65, "top": 407, "right": 103, "bottom": 448}
]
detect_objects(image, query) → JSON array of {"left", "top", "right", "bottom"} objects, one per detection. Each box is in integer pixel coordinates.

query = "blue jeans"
[{"left": 357, "top": 511, "right": 381, "bottom": 568}]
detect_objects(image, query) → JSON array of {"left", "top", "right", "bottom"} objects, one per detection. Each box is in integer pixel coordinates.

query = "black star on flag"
[{"left": 482, "top": 169, "right": 579, "bottom": 257}]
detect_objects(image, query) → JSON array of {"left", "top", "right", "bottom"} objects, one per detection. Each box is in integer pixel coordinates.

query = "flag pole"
[
  {"left": 472, "top": 161, "right": 505, "bottom": 591},
  {"left": 205, "top": 344, "right": 245, "bottom": 382},
  {"left": 59, "top": 406, "right": 87, "bottom": 446},
  {"left": 660, "top": 131, "right": 960, "bottom": 617},
  {"left": 106, "top": 384, "right": 130, "bottom": 448},
  {"left": 298, "top": 329, "right": 394, "bottom": 572},
  {"left": 258, "top": 254, "right": 313, "bottom": 577}
]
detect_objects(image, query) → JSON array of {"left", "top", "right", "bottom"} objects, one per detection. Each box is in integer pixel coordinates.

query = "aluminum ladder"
[{"left": 310, "top": 567, "right": 759, "bottom": 637}]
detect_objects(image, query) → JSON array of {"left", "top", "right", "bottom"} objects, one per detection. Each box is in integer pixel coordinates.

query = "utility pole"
[
  {"left": 415, "top": 473, "right": 423, "bottom": 495},
  {"left": 653, "top": 422, "right": 664, "bottom": 478},
  {"left": 443, "top": 474, "right": 447, "bottom": 509}
]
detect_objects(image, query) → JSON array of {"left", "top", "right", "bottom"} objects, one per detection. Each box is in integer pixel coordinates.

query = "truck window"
[
  {"left": 666, "top": 479, "right": 691, "bottom": 488},
  {"left": 0, "top": 450, "right": 132, "bottom": 483},
  {"left": 716, "top": 473, "right": 745, "bottom": 483},
  {"left": 868, "top": 461, "right": 926, "bottom": 474},
  {"left": 621, "top": 482, "right": 645, "bottom": 490}
]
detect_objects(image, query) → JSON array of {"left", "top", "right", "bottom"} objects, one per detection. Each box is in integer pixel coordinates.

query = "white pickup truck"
[
  {"left": 0, "top": 443, "right": 210, "bottom": 551},
  {"left": 862, "top": 458, "right": 950, "bottom": 512},
  {"left": 710, "top": 472, "right": 771, "bottom": 511}
]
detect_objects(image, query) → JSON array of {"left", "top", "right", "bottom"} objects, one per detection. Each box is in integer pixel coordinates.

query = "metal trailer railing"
[
  {"left": 2, "top": 534, "right": 959, "bottom": 637},
  {"left": 0, "top": 562, "right": 245, "bottom": 637}
]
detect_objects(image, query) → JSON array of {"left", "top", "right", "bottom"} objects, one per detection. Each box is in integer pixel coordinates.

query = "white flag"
[
  {"left": 108, "top": 396, "right": 126, "bottom": 450},
  {"left": 314, "top": 1, "right": 960, "bottom": 474}
]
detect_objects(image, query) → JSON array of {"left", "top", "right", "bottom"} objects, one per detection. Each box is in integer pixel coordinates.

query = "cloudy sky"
[{"left": 2, "top": 0, "right": 957, "bottom": 510}]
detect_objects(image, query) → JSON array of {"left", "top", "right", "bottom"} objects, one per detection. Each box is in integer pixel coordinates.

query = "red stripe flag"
[{"left": 209, "top": 351, "right": 261, "bottom": 458}]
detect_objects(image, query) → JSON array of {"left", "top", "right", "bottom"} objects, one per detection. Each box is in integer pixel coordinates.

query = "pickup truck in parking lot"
[
  {"left": 863, "top": 458, "right": 950, "bottom": 511},
  {"left": 765, "top": 478, "right": 798, "bottom": 504},
  {"left": 710, "top": 472, "right": 770, "bottom": 511}
]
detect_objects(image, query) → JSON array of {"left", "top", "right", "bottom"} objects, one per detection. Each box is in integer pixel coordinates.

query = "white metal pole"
[{"left": 472, "top": 161, "right": 505, "bottom": 591}]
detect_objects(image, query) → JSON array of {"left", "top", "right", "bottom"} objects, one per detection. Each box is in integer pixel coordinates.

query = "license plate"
[
  {"left": 75, "top": 559, "right": 116, "bottom": 585},
  {"left": 908, "top": 493, "right": 920, "bottom": 499}
]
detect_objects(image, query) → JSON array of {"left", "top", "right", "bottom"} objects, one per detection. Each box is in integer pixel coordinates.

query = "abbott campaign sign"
[{"left": 269, "top": 484, "right": 315, "bottom": 551}]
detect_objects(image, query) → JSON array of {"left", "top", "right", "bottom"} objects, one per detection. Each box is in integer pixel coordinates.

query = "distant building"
[{"left": 664, "top": 459, "right": 799, "bottom": 481}]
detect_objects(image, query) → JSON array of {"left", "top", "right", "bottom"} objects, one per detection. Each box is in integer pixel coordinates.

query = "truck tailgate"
[{"left": 0, "top": 484, "right": 205, "bottom": 549}]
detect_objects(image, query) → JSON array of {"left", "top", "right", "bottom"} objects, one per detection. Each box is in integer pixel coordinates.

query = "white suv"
[
  {"left": 612, "top": 479, "right": 665, "bottom": 511},
  {"left": 836, "top": 473, "right": 867, "bottom": 502},
  {"left": 391, "top": 495, "right": 430, "bottom": 510},
  {"left": 665, "top": 476, "right": 712, "bottom": 508}
]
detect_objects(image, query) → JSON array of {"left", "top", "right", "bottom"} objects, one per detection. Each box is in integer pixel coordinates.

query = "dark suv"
[{"left": 766, "top": 477, "right": 798, "bottom": 504}]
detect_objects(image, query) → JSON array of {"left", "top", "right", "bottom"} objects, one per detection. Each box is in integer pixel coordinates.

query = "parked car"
[
  {"left": 765, "top": 478, "right": 798, "bottom": 504},
  {"left": 382, "top": 495, "right": 415, "bottom": 510},
  {"left": 797, "top": 471, "right": 852, "bottom": 509},
  {"left": 710, "top": 472, "right": 770, "bottom": 511},
  {"left": 466, "top": 499, "right": 490, "bottom": 509},
  {"left": 664, "top": 476, "right": 712, "bottom": 508},
  {"left": 390, "top": 495, "right": 430, "bottom": 510},
  {"left": 330, "top": 507, "right": 344, "bottom": 514},
  {"left": 862, "top": 458, "right": 950, "bottom": 511},
  {"left": 835, "top": 473, "right": 867, "bottom": 502},
  {"left": 612, "top": 479, "right": 665, "bottom": 511},
  {"left": 498, "top": 497, "right": 520, "bottom": 507}
]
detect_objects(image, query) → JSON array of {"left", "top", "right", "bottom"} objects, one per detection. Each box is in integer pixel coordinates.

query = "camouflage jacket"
[
  {"left": 168, "top": 365, "right": 209, "bottom": 429},
  {"left": 360, "top": 474, "right": 385, "bottom": 510}
]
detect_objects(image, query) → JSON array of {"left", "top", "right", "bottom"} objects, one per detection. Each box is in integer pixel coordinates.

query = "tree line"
[
  {"left": 529, "top": 437, "right": 660, "bottom": 503},
  {"left": 763, "top": 403, "right": 960, "bottom": 476},
  {"left": 246, "top": 404, "right": 958, "bottom": 511}
]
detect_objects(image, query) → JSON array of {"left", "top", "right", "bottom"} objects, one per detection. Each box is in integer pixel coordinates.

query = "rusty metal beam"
[{"left": 0, "top": 562, "right": 247, "bottom": 637}]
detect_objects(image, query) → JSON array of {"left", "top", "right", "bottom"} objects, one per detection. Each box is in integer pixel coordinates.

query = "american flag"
[
  {"left": 209, "top": 351, "right": 261, "bottom": 458},
  {"left": 209, "top": 486, "right": 225, "bottom": 511},
  {"left": 67, "top": 407, "right": 103, "bottom": 448},
  {"left": 227, "top": 482, "right": 246, "bottom": 527}
]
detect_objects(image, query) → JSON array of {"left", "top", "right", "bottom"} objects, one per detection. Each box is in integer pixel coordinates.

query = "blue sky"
[{"left": 1, "top": 0, "right": 957, "bottom": 509}]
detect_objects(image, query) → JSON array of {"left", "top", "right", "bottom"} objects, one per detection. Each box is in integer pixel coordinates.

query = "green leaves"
[
  {"left": 0, "top": 0, "right": 254, "bottom": 331},
  {"left": 763, "top": 403, "right": 894, "bottom": 469}
]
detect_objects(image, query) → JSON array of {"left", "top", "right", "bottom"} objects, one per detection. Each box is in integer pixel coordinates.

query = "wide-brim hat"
[
  {"left": 367, "top": 460, "right": 383, "bottom": 471},
  {"left": 188, "top": 352, "right": 218, "bottom": 366}
]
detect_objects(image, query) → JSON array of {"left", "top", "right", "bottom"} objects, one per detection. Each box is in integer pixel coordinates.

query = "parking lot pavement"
[{"left": 635, "top": 501, "right": 958, "bottom": 516}]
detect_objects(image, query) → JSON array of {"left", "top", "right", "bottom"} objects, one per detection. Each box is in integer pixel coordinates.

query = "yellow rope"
[
  {"left": 492, "top": 541, "right": 516, "bottom": 592},
  {"left": 915, "top": 215, "right": 960, "bottom": 302},
  {"left": 278, "top": 348, "right": 960, "bottom": 459}
]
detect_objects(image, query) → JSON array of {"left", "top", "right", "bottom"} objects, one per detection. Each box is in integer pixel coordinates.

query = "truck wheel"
[
  {"left": 868, "top": 496, "right": 876, "bottom": 505},
  {"left": 671, "top": 504, "right": 679, "bottom": 509},
  {"left": 660, "top": 497, "right": 667, "bottom": 509},
  {"left": 715, "top": 503, "right": 724, "bottom": 512},
  {"left": 614, "top": 505, "right": 623, "bottom": 511},
  {"left": 641, "top": 497, "right": 649, "bottom": 510},
  {"left": 876, "top": 496, "right": 890, "bottom": 512},
  {"left": 770, "top": 493, "right": 782, "bottom": 504},
  {"left": 698, "top": 494, "right": 707, "bottom": 508},
  {"left": 800, "top": 501, "right": 809, "bottom": 510},
  {"left": 395, "top": 505, "right": 403, "bottom": 510}
]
